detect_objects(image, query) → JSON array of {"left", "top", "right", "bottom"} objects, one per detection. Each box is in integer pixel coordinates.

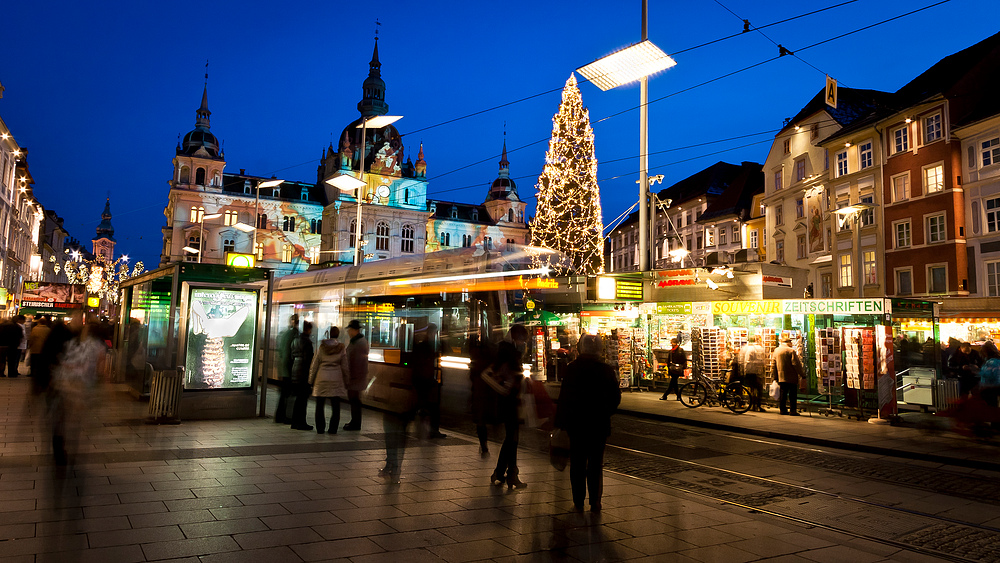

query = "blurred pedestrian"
[
  {"left": 486, "top": 324, "right": 529, "bottom": 489},
  {"left": 16, "top": 315, "right": 28, "bottom": 366},
  {"left": 555, "top": 334, "right": 621, "bottom": 513},
  {"left": 739, "top": 336, "right": 767, "bottom": 412},
  {"left": 977, "top": 342, "right": 1000, "bottom": 428},
  {"left": 343, "top": 319, "right": 369, "bottom": 431},
  {"left": 50, "top": 316, "right": 102, "bottom": 466},
  {"left": 950, "top": 341, "right": 982, "bottom": 397},
  {"left": 771, "top": 337, "right": 803, "bottom": 416},
  {"left": 413, "top": 323, "right": 446, "bottom": 439},
  {"left": 0, "top": 316, "right": 23, "bottom": 377},
  {"left": 289, "top": 321, "right": 314, "bottom": 431},
  {"left": 468, "top": 333, "right": 496, "bottom": 457},
  {"left": 274, "top": 314, "right": 299, "bottom": 423},
  {"left": 658, "top": 338, "right": 687, "bottom": 401},
  {"left": 28, "top": 317, "right": 52, "bottom": 392},
  {"left": 380, "top": 359, "right": 418, "bottom": 485},
  {"left": 309, "top": 325, "right": 348, "bottom": 435}
]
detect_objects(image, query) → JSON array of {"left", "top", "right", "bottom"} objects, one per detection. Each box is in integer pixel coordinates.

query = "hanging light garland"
[
  {"left": 530, "top": 74, "right": 605, "bottom": 276},
  {"left": 60, "top": 255, "right": 144, "bottom": 304}
]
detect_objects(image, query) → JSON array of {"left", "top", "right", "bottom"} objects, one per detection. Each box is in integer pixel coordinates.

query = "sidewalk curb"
[{"left": 616, "top": 406, "right": 1000, "bottom": 473}]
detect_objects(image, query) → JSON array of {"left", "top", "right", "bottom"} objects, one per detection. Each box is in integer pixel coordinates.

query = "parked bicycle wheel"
[
  {"left": 679, "top": 382, "right": 706, "bottom": 408},
  {"left": 724, "top": 384, "right": 752, "bottom": 414}
]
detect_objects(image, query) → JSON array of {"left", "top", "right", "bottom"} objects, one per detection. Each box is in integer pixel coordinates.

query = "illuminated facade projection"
[{"left": 160, "top": 81, "right": 324, "bottom": 277}]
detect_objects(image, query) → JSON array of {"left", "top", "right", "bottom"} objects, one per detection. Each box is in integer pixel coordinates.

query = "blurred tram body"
[{"left": 269, "top": 247, "right": 552, "bottom": 416}]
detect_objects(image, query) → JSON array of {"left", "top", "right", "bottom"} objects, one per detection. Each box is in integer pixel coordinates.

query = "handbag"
[
  {"left": 769, "top": 379, "right": 781, "bottom": 400},
  {"left": 549, "top": 428, "right": 570, "bottom": 471}
]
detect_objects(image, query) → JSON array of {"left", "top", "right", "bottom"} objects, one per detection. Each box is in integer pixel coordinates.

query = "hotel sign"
[{"left": 711, "top": 299, "right": 887, "bottom": 316}]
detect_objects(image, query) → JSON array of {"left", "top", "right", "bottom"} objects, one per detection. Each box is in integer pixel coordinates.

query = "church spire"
[
  {"left": 196, "top": 61, "right": 211, "bottom": 129},
  {"left": 357, "top": 25, "right": 388, "bottom": 117}
]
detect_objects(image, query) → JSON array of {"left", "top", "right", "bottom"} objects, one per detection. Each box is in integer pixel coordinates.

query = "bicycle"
[{"left": 679, "top": 370, "right": 752, "bottom": 414}]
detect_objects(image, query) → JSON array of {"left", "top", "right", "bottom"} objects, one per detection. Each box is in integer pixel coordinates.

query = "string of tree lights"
[{"left": 530, "top": 75, "right": 605, "bottom": 277}]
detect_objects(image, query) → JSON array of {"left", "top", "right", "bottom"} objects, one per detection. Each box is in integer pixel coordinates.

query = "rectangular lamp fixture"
[{"left": 577, "top": 40, "right": 676, "bottom": 91}]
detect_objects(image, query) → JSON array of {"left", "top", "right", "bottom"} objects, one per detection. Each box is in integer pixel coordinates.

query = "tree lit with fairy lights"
[
  {"left": 55, "top": 254, "right": 144, "bottom": 304},
  {"left": 530, "top": 74, "right": 605, "bottom": 276}
]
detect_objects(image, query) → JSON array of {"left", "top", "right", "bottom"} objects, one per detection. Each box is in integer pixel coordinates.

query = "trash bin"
[{"left": 148, "top": 368, "right": 183, "bottom": 424}]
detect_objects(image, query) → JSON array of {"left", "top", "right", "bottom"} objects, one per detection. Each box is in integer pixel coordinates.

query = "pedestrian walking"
[
  {"left": 274, "top": 314, "right": 299, "bottom": 423},
  {"left": 977, "top": 341, "right": 1000, "bottom": 429},
  {"left": 413, "top": 323, "right": 446, "bottom": 439},
  {"left": 50, "top": 317, "right": 104, "bottom": 466},
  {"left": 555, "top": 334, "right": 621, "bottom": 513},
  {"left": 950, "top": 341, "right": 982, "bottom": 397},
  {"left": 485, "top": 324, "right": 529, "bottom": 489},
  {"left": 739, "top": 336, "right": 767, "bottom": 411},
  {"left": 28, "top": 317, "right": 52, "bottom": 392},
  {"left": 309, "top": 326, "right": 349, "bottom": 435},
  {"left": 468, "top": 333, "right": 497, "bottom": 457},
  {"left": 770, "top": 337, "right": 804, "bottom": 416},
  {"left": 0, "top": 316, "right": 23, "bottom": 377},
  {"left": 16, "top": 315, "right": 28, "bottom": 366},
  {"left": 659, "top": 338, "right": 687, "bottom": 401},
  {"left": 289, "top": 321, "right": 315, "bottom": 431},
  {"left": 379, "top": 361, "right": 418, "bottom": 485},
  {"left": 343, "top": 319, "right": 369, "bottom": 430}
]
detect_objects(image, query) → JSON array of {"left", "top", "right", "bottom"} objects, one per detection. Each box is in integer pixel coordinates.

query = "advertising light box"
[{"left": 185, "top": 288, "right": 258, "bottom": 390}]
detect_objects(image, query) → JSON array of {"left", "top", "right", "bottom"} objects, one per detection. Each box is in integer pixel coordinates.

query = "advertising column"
[{"left": 185, "top": 288, "right": 258, "bottom": 389}]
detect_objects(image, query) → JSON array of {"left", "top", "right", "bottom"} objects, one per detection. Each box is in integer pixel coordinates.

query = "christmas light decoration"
[
  {"left": 63, "top": 255, "right": 144, "bottom": 304},
  {"left": 530, "top": 74, "right": 605, "bottom": 276}
]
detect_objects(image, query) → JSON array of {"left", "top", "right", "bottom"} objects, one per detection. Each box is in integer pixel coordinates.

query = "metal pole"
[
  {"left": 354, "top": 117, "right": 367, "bottom": 266},
  {"left": 638, "top": 0, "right": 650, "bottom": 272},
  {"left": 198, "top": 215, "right": 205, "bottom": 264},
  {"left": 856, "top": 213, "right": 863, "bottom": 299},
  {"left": 253, "top": 183, "right": 260, "bottom": 256},
  {"left": 258, "top": 269, "right": 274, "bottom": 418}
]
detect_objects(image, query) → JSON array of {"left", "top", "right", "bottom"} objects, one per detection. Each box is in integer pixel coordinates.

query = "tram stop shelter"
[{"left": 115, "top": 263, "right": 273, "bottom": 420}]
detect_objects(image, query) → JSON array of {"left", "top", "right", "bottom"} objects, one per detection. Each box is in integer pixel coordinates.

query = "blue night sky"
[{"left": 1, "top": 0, "right": 996, "bottom": 267}]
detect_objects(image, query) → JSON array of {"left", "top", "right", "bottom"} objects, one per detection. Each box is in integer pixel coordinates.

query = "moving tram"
[{"left": 269, "top": 247, "right": 554, "bottom": 412}]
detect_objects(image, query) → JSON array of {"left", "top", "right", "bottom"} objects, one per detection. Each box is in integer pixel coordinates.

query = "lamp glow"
[
  {"left": 388, "top": 267, "right": 549, "bottom": 287},
  {"left": 233, "top": 222, "right": 256, "bottom": 233},
  {"left": 183, "top": 246, "right": 200, "bottom": 254},
  {"left": 357, "top": 115, "right": 402, "bottom": 129},
  {"left": 257, "top": 179, "right": 283, "bottom": 189},
  {"left": 325, "top": 173, "right": 366, "bottom": 191},
  {"left": 577, "top": 40, "right": 676, "bottom": 91}
]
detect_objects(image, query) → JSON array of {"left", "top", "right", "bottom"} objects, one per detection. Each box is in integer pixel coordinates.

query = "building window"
[
  {"left": 892, "top": 125, "right": 909, "bottom": 154},
  {"left": 444, "top": 232, "right": 451, "bottom": 246},
  {"left": 983, "top": 138, "right": 1000, "bottom": 166},
  {"left": 987, "top": 197, "right": 1000, "bottom": 233},
  {"left": 928, "top": 265, "right": 947, "bottom": 293},
  {"left": 924, "top": 113, "right": 942, "bottom": 143},
  {"left": 191, "top": 206, "right": 205, "bottom": 223},
  {"left": 244, "top": 181, "right": 251, "bottom": 195},
  {"left": 272, "top": 189, "right": 279, "bottom": 198},
  {"left": 485, "top": 237, "right": 492, "bottom": 250},
  {"left": 775, "top": 240, "right": 784, "bottom": 262},
  {"left": 350, "top": 220, "right": 362, "bottom": 248},
  {"left": 860, "top": 193, "right": 874, "bottom": 227},
  {"left": 282, "top": 216, "right": 295, "bottom": 232},
  {"left": 301, "top": 188, "right": 309, "bottom": 201},
  {"left": 718, "top": 227, "right": 727, "bottom": 246},
  {"left": 186, "top": 235, "right": 200, "bottom": 262},
  {"left": 180, "top": 166, "right": 190, "bottom": 184},
  {"left": 863, "top": 250, "right": 876, "bottom": 285},
  {"left": 811, "top": 123, "right": 819, "bottom": 140},
  {"left": 783, "top": 139, "right": 790, "bottom": 154},
  {"left": 254, "top": 241, "right": 264, "bottom": 260},
  {"left": 507, "top": 239, "right": 515, "bottom": 251},
  {"left": 774, "top": 170, "right": 782, "bottom": 191},
  {"left": 256, "top": 213, "right": 268, "bottom": 229},
  {"left": 196, "top": 167, "right": 206, "bottom": 185},
  {"left": 696, "top": 235, "right": 703, "bottom": 250},
  {"left": 796, "top": 235, "right": 806, "bottom": 259},
  {"left": 836, "top": 194, "right": 851, "bottom": 231},
  {"left": 892, "top": 174, "right": 909, "bottom": 202},
  {"left": 507, "top": 209, "right": 513, "bottom": 222},
  {"left": 774, "top": 203, "right": 783, "bottom": 225},
  {"left": 840, "top": 254, "right": 853, "bottom": 287},
  {"left": 836, "top": 151, "right": 848, "bottom": 177},
  {"left": 451, "top": 207, "right": 458, "bottom": 219},
  {"left": 309, "top": 219, "right": 321, "bottom": 234},
  {"left": 375, "top": 221, "right": 390, "bottom": 251},
  {"left": 895, "top": 221, "right": 911, "bottom": 248},
  {"left": 972, "top": 200, "right": 982, "bottom": 234},
  {"left": 222, "top": 237, "right": 235, "bottom": 254},
  {"left": 282, "top": 244, "right": 293, "bottom": 263},
  {"left": 859, "top": 141, "right": 873, "bottom": 169},
  {"left": 749, "top": 230, "right": 758, "bottom": 249},
  {"left": 927, "top": 214, "right": 946, "bottom": 243},
  {"left": 733, "top": 227, "right": 740, "bottom": 243},
  {"left": 821, "top": 273, "right": 833, "bottom": 298},
  {"left": 795, "top": 159, "right": 806, "bottom": 182},
  {"left": 795, "top": 198, "right": 804, "bottom": 219},
  {"left": 987, "top": 261, "right": 1000, "bottom": 297},
  {"left": 224, "top": 210, "right": 238, "bottom": 226},
  {"left": 401, "top": 224, "right": 414, "bottom": 253},
  {"left": 896, "top": 269, "right": 913, "bottom": 296},
  {"left": 923, "top": 164, "right": 944, "bottom": 194}
]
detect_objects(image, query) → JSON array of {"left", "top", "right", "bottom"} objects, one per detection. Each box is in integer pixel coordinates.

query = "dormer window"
[
  {"left": 243, "top": 180, "right": 251, "bottom": 194},
  {"left": 451, "top": 206, "right": 458, "bottom": 219},
  {"left": 301, "top": 188, "right": 309, "bottom": 201},
  {"left": 272, "top": 189, "right": 280, "bottom": 198},
  {"left": 472, "top": 210, "right": 479, "bottom": 221},
  {"left": 429, "top": 202, "right": 437, "bottom": 214}
]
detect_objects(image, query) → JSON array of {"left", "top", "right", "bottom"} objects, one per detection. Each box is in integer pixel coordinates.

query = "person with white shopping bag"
[{"left": 770, "top": 337, "right": 804, "bottom": 416}]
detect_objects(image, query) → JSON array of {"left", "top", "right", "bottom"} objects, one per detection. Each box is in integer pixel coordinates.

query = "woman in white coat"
[{"left": 309, "top": 326, "right": 349, "bottom": 434}]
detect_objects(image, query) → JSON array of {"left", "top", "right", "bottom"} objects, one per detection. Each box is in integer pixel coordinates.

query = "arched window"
[
  {"left": 282, "top": 216, "right": 295, "bottom": 232},
  {"left": 222, "top": 237, "right": 235, "bottom": 254},
  {"left": 451, "top": 207, "right": 458, "bottom": 219},
  {"left": 213, "top": 173, "right": 221, "bottom": 187},
  {"left": 254, "top": 241, "right": 264, "bottom": 260},
  {"left": 445, "top": 233, "right": 451, "bottom": 246},
  {"left": 376, "top": 221, "right": 390, "bottom": 251},
  {"left": 350, "top": 220, "right": 363, "bottom": 248},
  {"left": 224, "top": 210, "right": 237, "bottom": 226},
  {"left": 310, "top": 219, "right": 317, "bottom": 234},
  {"left": 508, "top": 209, "right": 514, "bottom": 222},
  {"left": 243, "top": 180, "right": 251, "bottom": 194},
  {"left": 186, "top": 235, "right": 200, "bottom": 262},
  {"left": 281, "top": 244, "right": 293, "bottom": 263},
  {"left": 191, "top": 206, "right": 204, "bottom": 223},
  {"left": 195, "top": 167, "right": 206, "bottom": 185},
  {"left": 472, "top": 209, "right": 478, "bottom": 221},
  {"left": 180, "top": 166, "right": 190, "bottom": 184},
  {"left": 257, "top": 213, "right": 267, "bottom": 229},
  {"left": 316, "top": 219, "right": 322, "bottom": 235},
  {"left": 301, "top": 188, "right": 309, "bottom": 201},
  {"left": 404, "top": 188, "right": 409, "bottom": 204},
  {"left": 401, "top": 224, "right": 414, "bottom": 253}
]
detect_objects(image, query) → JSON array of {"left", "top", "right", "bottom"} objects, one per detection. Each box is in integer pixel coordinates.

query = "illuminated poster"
[
  {"left": 21, "top": 282, "right": 86, "bottom": 311},
  {"left": 185, "top": 288, "right": 258, "bottom": 389}
]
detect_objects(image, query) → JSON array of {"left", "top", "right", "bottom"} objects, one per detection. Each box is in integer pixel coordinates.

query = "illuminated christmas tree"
[{"left": 531, "top": 73, "right": 605, "bottom": 276}]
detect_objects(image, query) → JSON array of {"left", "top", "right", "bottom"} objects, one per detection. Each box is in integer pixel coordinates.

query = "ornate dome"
[
  {"left": 337, "top": 117, "right": 405, "bottom": 177},
  {"left": 487, "top": 139, "right": 519, "bottom": 201},
  {"left": 177, "top": 84, "right": 223, "bottom": 159}
]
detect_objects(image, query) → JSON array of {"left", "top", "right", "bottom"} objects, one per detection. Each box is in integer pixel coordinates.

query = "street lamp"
[
  {"left": 325, "top": 114, "right": 402, "bottom": 266},
  {"left": 833, "top": 203, "right": 875, "bottom": 299},
  {"left": 577, "top": 0, "right": 676, "bottom": 272},
  {"left": 252, "top": 178, "right": 284, "bottom": 258},
  {"left": 187, "top": 213, "right": 222, "bottom": 263}
]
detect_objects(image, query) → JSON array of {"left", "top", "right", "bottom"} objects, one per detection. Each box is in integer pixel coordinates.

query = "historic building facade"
[{"left": 0, "top": 113, "right": 42, "bottom": 306}]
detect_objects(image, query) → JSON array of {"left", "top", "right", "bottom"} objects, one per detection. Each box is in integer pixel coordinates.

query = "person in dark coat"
[
  {"left": 289, "top": 321, "right": 314, "bottom": 430},
  {"left": 0, "top": 317, "right": 23, "bottom": 377},
  {"left": 771, "top": 338, "right": 804, "bottom": 416},
  {"left": 555, "top": 335, "right": 621, "bottom": 513},
  {"left": 413, "top": 323, "right": 446, "bottom": 439},
  {"left": 950, "top": 341, "right": 982, "bottom": 397},
  {"left": 487, "top": 324, "right": 529, "bottom": 489},
  {"left": 343, "top": 319, "right": 370, "bottom": 430},
  {"left": 274, "top": 314, "right": 299, "bottom": 423},
  {"left": 468, "top": 334, "right": 497, "bottom": 457},
  {"left": 659, "top": 338, "right": 687, "bottom": 400}
]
